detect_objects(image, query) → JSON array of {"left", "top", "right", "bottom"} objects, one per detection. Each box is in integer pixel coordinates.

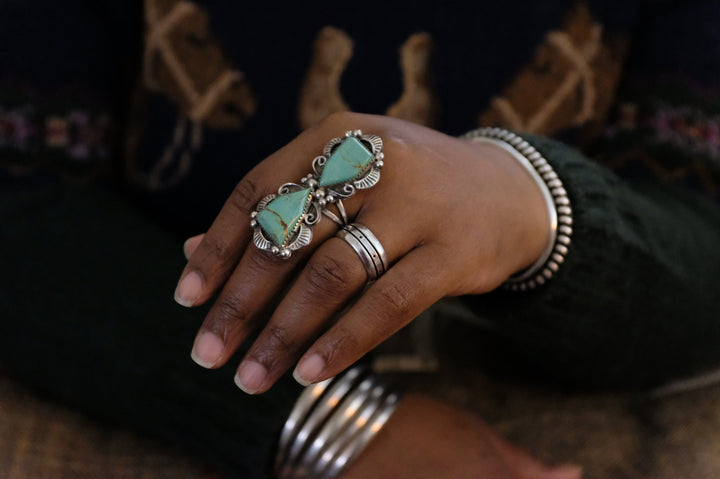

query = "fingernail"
[
  {"left": 183, "top": 234, "right": 203, "bottom": 260},
  {"left": 235, "top": 360, "right": 267, "bottom": 395},
  {"left": 191, "top": 331, "right": 224, "bottom": 368},
  {"left": 174, "top": 271, "right": 203, "bottom": 307},
  {"left": 293, "top": 354, "right": 325, "bottom": 386}
]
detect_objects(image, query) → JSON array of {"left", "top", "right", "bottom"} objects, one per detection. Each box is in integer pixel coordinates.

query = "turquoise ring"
[{"left": 251, "top": 130, "right": 384, "bottom": 258}]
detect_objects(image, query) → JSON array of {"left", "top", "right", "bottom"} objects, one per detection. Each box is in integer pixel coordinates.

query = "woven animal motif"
[
  {"left": 478, "top": 2, "right": 627, "bottom": 139},
  {"left": 138, "top": 0, "right": 257, "bottom": 189},
  {"left": 299, "top": 27, "right": 438, "bottom": 130},
  {"left": 144, "top": 0, "right": 255, "bottom": 129}
]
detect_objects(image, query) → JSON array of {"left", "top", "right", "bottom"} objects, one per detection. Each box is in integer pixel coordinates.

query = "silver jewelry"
[
  {"left": 310, "top": 384, "right": 386, "bottom": 477},
  {"left": 320, "top": 392, "right": 401, "bottom": 479},
  {"left": 463, "top": 127, "right": 573, "bottom": 291},
  {"left": 280, "top": 367, "right": 364, "bottom": 478},
  {"left": 276, "top": 366, "right": 401, "bottom": 479},
  {"left": 295, "top": 377, "right": 375, "bottom": 474},
  {"left": 336, "top": 223, "right": 388, "bottom": 281},
  {"left": 275, "top": 377, "right": 333, "bottom": 473},
  {"left": 252, "top": 130, "right": 384, "bottom": 258},
  {"left": 321, "top": 198, "right": 349, "bottom": 227}
]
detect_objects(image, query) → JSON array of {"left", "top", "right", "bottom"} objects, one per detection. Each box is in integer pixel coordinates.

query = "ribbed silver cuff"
[{"left": 463, "top": 127, "right": 573, "bottom": 291}]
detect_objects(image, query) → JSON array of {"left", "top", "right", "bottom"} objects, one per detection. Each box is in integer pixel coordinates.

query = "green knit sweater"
[{"left": 464, "top": 135, "right": 720, "bottom": 389}]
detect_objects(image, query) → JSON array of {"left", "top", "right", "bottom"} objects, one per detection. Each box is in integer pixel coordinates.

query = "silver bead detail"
[{"left": 558, "top": 225, "right": 573, "bottom": 236}]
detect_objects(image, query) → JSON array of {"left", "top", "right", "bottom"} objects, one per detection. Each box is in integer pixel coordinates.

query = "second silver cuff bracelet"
[
  {"left": 464, "top": 127, "right": 573, "bottom": 291},
  {"left": 275, "top": 366, "right": 401, "bottom": 479}
]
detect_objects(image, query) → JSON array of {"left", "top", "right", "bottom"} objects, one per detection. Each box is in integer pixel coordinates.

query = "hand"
[
  {"left": 339, "top": 394, "right": 582, "bottom": 479},
  {"left": 175, "top": 112, "right": 549, "bottom": 393}
]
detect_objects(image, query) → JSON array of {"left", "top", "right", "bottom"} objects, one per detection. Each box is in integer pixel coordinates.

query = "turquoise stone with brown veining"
[
  {"left": 256, "top": 188, "right": 312, "bottom": 246},
  {"left": 319, "top": 137, "right": 374, "bottom": 187}
]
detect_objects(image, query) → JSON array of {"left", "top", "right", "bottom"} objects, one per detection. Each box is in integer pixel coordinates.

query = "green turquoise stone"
[
  {"left": 256, "top": 188, "right": 312, "bottom": 246},
  {"left": 319, "top": 137, "right": 374, "bottom": 187}
]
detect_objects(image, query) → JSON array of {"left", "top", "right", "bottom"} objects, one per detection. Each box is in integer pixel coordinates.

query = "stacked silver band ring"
[
  {"left": 275, "top": 366, "right": 401, "bottom": 479},
  {"left": 336, "top": 223, "right": 388, "bottom": 281}
]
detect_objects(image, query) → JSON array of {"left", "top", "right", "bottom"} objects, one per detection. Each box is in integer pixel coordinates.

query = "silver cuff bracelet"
[
  {"left": 464, "top": 127, "right": 573, "bottom": 291},
  {"left": 275, "top": 365, "right": 401, "bottom": 479}
]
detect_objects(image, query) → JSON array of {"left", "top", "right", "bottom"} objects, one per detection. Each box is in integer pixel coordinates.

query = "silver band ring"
[{"left": 336, "top": 223, "right": 388, "bottom": 281}]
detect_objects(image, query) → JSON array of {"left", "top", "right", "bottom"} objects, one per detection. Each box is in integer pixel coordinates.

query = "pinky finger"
[{"left": 292, "top": 245, "right": 451, "bottom": 385}]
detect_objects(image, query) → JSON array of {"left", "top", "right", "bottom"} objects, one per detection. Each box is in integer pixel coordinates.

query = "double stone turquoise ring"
[{"left": 250, "top": 130, "right": 384, "bottom": 258}]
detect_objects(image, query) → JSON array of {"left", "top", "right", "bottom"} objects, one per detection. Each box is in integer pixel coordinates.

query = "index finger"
[{"left": 173, "top": 128, "right": 326, "bottom": 308}]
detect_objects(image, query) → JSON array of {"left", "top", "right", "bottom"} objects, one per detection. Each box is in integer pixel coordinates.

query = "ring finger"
[{"left": 234, "top": 212, "right": 420, "bottom": 394}]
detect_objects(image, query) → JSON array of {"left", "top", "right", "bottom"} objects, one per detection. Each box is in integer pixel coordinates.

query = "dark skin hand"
[
  {"left": 175, "top": 111, "right": 549, "bottom": 394},
  {"left": 176, "top": 112, "right": 573, "bottom": 476},
  {"left": 339, "top": 394, "right": 582, "bottom": 479}
]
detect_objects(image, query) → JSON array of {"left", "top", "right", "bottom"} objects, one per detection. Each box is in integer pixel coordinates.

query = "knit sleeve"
[
  {"left": 0, "top": 182, "right": 301, "bottom": 478},
  {"left": 462, "top": 134, "right": 720, "bottom": 389}
]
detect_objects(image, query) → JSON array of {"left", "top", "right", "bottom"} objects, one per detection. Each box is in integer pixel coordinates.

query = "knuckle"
[
  {"left": 249, "top": 323, "right": 297, "bottom": 369},
  {"left": 229, "top": 177, "right": 260, "bottom": 215},
  {"left": 200, "top": 235, "right": 234, "bottom": 264},
  {"left": 305, "top": 255, "right": 355, "bottom": 294},
  {"left": 321, "top": 326, "right": 361, "bottom": 366},
  {"left": 320, "top": 110, "right": 359, "bottom": 129},
  {"left": 376, "top": 281, "right": 415, "bottom": 318},
  {"left": 210, "top": 294, "right": 251, "bottom": 333},
  {"left": 247, "top": 247, "right": 286, "bottom": 272},
  {"left": 265, "top": 323, "right": 295, "bottom": 352}
]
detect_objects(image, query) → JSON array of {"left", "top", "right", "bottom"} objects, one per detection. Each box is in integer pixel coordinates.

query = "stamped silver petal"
[
  {"left": 288, "top": 223, "right": 313, "bottom": 251},
  {"left": 361, "top": 134, "right": 383, "bottom": 155},
  {"left": 253, "top": 229, "right": 274, "bottom": 251},
  {"left": 256, "top": 194, "right": 276, "bottom": 211},
  {"left": 323, "top": 136, "right": 345, "bottom": 158},
  {"left": 353, "top": 167, "right": 380, "bottom": 190}
]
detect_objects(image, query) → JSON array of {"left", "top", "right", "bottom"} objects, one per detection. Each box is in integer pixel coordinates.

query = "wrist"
[
  {"left": 467, "top": 140, "right": 551, "bottom": 274},
  {"left": 464, "top": 128, "right": 573, "bottom": 290}
]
